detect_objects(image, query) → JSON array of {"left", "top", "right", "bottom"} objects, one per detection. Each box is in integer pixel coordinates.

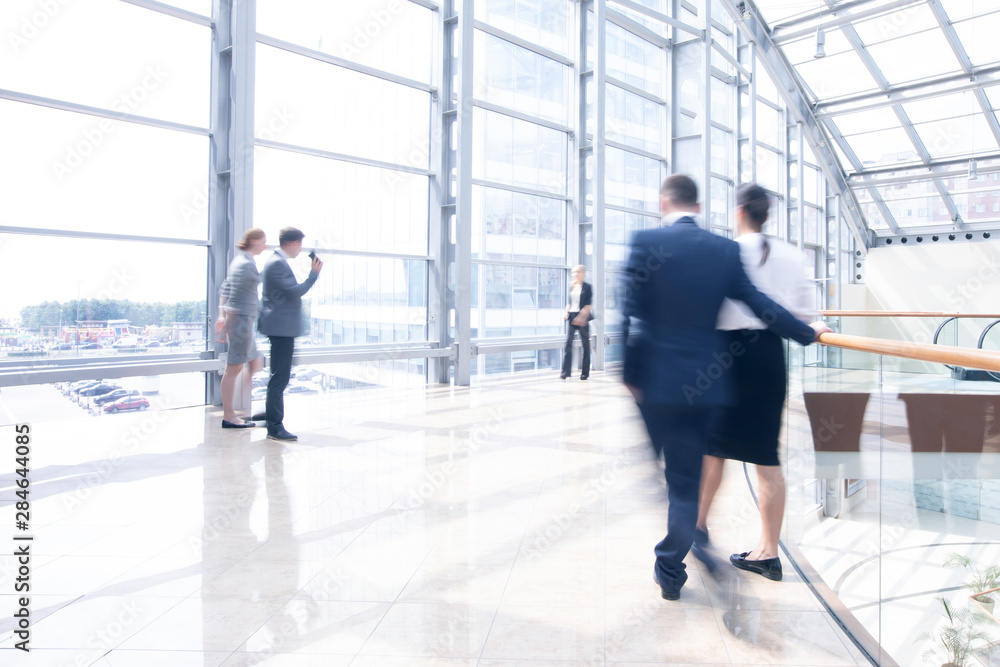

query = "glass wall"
[{"left": 2, "top": 0, "right": 852, "bottom": 391}]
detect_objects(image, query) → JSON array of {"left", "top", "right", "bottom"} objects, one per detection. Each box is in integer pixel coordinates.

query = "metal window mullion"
[
  {"left": 473, "top": 20, "right": 574, "bottom": 66},
  {"left": 453, "top": 0, "right": 474, "bottom": 385},
  {"left": 771, "top": 0, "right": 924, "bottom": 42},
  {"left": 255, "top": 33, "right": 435, "bottom": 94},
  {"left": 796, "top": 122, "right": 805, "bottom": 250},
  {"left": 611, "top": 0, "right": 700, "bottom": 37},
  {"left": 428, "top": 0, "right": 448, "bottom": 383},
  {"left": 470, "top": 179, "right": 571, "bottom": 201},
  {"left": 472, "top": 258, "right": 571, "bottom": 270},
  {"left": 605, "top": 7, "right": 670, "bottom": 48},
  {"left": 749, "top": 41, "right": 757, "bottom": 184},
  {"left": 702, "top": 0, "right": 711, "bottom": 230},
  {"left": 815, "top": 65, "right": 1000, "bottom": 118},
  {"left": 593, "top": 0, "right": 607, "bottom": 371},
  {"left": 605, "top": 75, "right": 666, "bottom": 105},
  {"left": 0, "top": 226, "right": 211, "bottom": 246},
  {"left": 0, "top": 88, "right": 210, "bottom": 137},
  {"left": 121, "top": 0, "right": 213, "bottom": 26},
  {"left": 254, "top": 138, "right": 433, "bottom": 176},
  {"left": 604, "top": 202, "right": 660, "bottom": 217},
  {"left": 604, "top": 140, "right": 665, "bottom": 163},
  {"left": 710, "top": 40, "right": 749, "bottom": 80},
  {"left": 471, "top": 99, "right": 573, "bottom": 134}
]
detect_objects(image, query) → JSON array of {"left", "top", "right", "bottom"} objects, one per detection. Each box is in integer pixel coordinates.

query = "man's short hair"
[
  {"left": 278, "top": 227, "right": 305, "bottom": 246},
  {"left": 660, "top": 174, "right": 699, "bottom": 207}
]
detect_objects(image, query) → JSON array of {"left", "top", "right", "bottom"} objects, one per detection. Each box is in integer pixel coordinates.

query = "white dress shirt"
[{"left": 717, "top": 233, "right": 815, "bottom": 331}]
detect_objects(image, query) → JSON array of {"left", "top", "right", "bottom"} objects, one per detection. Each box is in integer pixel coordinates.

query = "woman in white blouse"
[{"left": 696, "top": 184, "right": 815, "bottom": 582}]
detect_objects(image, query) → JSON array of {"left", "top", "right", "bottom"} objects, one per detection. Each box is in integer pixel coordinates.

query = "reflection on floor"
[{"left": 0, "top": 371, "right": 869, "bottom": 666}]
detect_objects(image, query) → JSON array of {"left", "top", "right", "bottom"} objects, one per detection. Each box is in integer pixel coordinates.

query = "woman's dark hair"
[
  {"left": 738, "top": 184, "right": 771, "bottom": 265},
  {"left": 236, "top": 228, "right": 265, "bottom": 251},
  {"left": 737, "top": 184, "right": 770, "bottom": 228}
]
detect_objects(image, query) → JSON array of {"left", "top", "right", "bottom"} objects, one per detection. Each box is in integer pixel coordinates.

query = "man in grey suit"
[{"left": 258, "top": 227, "right": 322, "bottom": 441}]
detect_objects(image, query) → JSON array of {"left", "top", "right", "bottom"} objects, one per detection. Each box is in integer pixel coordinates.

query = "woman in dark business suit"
[{"left": 561, "top": 264, "right": 592, "bottom": 380}]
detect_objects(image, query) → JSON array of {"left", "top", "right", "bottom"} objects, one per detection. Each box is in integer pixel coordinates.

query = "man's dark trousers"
[
  {"left": 265, "top": 336, "right": 294, "bottom": 432},
  {"left": 643, "top": 404, "right": 716, "bottom": 593}
]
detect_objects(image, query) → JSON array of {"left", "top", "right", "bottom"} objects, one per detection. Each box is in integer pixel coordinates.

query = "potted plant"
[
  {"left": 945, "top": 553, "right": 1000, "bottom": 616},
  {"left": 917, "top": 597, "right": 996, "bottom": 667}
]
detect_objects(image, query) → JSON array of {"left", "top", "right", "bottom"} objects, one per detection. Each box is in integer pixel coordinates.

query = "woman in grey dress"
[{"left": 216, "top": 228, "right": 267, "bottom": 428}]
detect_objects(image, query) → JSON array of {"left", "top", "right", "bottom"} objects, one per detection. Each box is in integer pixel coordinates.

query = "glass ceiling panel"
[
  {"left": 830, "top": 136, "right": 858, "bottom": 172},
  {"left": 842, "top": 127, "right": 915, "bottom": 169},
  {"left": 903, "top": 91, "right": 980, "bottom": 124},
  {"left": 793, "top": 51, "right": 881, "bottom": 100},
  {"left": 914, "top": 114, "right": 999, "bottom": 160},
  {"left": 939, "top": 0, "right": 996, "bottom": 22},
  {"left": 953, "top": 13, "right": 1000, "bottom": 67},
  {"left": 858, "top": 199, "right": 891, "bottom": 230},
  {"left": 876, "top": 192, "right": 950, "bottom": 229},
  {"left": 865, "top": 30, "right": 961, "bottom": 86},
  {"left": 986, "top": 85, "right": 1000, "bottom": 111},
  {"left": 752, "top": 0, "right": 826, "bottom": 25},
  {"left": 851, "top": 4, "right": 939, "bottom": 45},
  {"left": 831, "top": 107, "right": 901, "bottom": 135}
]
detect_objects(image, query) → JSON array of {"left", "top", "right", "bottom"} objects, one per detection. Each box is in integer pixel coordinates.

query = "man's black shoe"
[
  {"left": 653, "top": 568, "right": 681, "bottom": 601},
  {"left": 251, "top": 412, "right": 267, "bottom": 421},
  {"left": 730, "top": 552, "right": 782, "bottom": 581},
  {"left": 267, "top": 429, "right": 298, "bottom": 442}
]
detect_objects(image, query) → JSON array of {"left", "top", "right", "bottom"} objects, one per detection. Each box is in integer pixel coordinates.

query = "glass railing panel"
[{"left": 783, "top": 319, "right": 1000, "bottom": 665}]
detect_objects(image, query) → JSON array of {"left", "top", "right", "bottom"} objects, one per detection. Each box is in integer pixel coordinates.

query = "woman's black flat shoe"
[
  {"left": 222, "top": 419, "right": 255, "bottom": 429},
  {"left": 730, "top": 551, "right": 782, "bottom": 581}
]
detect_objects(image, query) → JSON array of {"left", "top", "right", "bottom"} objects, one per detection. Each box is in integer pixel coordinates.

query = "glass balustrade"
[{"left": 777, "top": 316, "right": 1000, "bottom": 665}]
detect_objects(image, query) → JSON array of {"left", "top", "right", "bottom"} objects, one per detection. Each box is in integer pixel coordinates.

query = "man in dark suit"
[
  {"left": 258, "top": 227, "right": 322, "bottom": 441},
  {"left": 623, "top": 174, "right": 827, "bottom": 600}
]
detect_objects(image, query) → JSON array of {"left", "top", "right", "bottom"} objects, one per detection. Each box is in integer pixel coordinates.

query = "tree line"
[{"left": 20, "top": 300, "right": 207, "bottom": 329}]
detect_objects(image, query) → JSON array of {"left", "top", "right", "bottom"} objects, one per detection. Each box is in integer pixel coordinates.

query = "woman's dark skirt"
[{"left": 709, "top": 329, "right": 786, "bottom": 466}]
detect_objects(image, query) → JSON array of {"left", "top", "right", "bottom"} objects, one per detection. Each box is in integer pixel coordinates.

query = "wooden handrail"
[
  {"left": 816, "top": 332, "right": 1000, "bottom": 372},
  {"left": 819, "top": 310, "right": 1000, "bottom": 318}
]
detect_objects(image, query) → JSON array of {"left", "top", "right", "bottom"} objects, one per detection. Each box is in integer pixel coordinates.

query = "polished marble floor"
[{"left": 0, "top": 372, "right": 871, "bottom": 666}]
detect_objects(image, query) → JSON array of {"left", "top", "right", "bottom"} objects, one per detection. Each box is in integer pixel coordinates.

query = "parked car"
[
  {"left": 286, "top": 383, "right": 321, "bottom": 395},
  {"left": 79, "top": 382, "right": 120, "bottom": 397},
  {"left": 103, "top": 394, "right": 149, "bottom": 414},
  {"left": 146, "top": 340, "right": 160, "bottom": 348},
  {"left": 94, "top": 389, "right": 134, "bottom": 406},
  {"left": 70, "top": 380, "right": 103, "bottom": 394},
  {"left": 81, "top": 342, "right": 103, "bottom": 350},
  {"left": 51, "top": 343, "right": 73, "bottom": 351},
  {"left": 163, "top": 340, "right": 183, "bottom": 347}
]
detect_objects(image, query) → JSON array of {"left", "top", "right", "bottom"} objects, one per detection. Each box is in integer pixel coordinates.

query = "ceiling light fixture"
[
  {"left": 969, "top": 158, "right": 978, "bottom": 180},
  {"left": 814, "top": 27, "right": 827, "bottom": 59}
]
